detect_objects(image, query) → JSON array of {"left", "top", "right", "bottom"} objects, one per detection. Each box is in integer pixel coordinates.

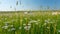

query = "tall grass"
[{"left": 0, "top": 11, "right": 59, "bottom": 34}]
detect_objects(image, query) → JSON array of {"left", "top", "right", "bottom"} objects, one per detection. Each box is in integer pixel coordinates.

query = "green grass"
[{"left": 0, "top": 11, "right": 59, "bottom": 34}]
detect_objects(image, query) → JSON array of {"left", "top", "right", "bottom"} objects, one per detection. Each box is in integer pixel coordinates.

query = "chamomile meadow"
[{"left": 0, "top": 11, "right": 59, "bottom": 34}]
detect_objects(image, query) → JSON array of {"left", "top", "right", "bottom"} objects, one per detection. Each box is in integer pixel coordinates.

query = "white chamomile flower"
[
  {"left": 24, "top": 12, "right": 28, "bottom": 14},
  {"left": 11, "top": 27, "right": 15, "bottom": 31},
  {"left": 2, "top": 25, "right": 8, "bottom": 29},
  {"left": 29, "top": 20, "right": 38, "bottom": 24},
  {"left": 24, "top": 26, "right": 31, "bottom": 30},
  {"left": 52, "top": 12, "right": 57, "bottom": 15},
  {"left": 58, "top": 30, "right": 60, "bottom": 32}
]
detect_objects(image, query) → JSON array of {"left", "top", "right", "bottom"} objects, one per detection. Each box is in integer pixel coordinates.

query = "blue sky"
[{"left": 0, "top": 0, "right": 60, "bottom": 11}]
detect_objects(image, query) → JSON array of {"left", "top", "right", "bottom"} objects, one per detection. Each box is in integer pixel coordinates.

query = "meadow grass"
[{"left": 0, "top": 11, "right": 59, "bottom": 34}]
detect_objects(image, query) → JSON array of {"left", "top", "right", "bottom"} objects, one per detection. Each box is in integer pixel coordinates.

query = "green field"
[{"left": 0, "top": 11, "right": 60, "bottom": 34}]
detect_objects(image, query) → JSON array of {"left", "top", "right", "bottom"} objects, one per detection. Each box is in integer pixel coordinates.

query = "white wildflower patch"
[
  {"left": 4, "top": 26, "right": 8, "bottom": 29},
  {"left": 2, "top": 25, "right": 8, "bottom": 29},
  {"left": 29, "top": 20, "right": 38, "bottom": 24},
  {"left": 58, "top": 30, "right": 60, "bottom": 32},
  {"left": 52, "top": 12, "right": 58, "bottom": 15},
  {"left": 24, "top": 12, "right": 28, "bottom": 14},
  {"left": 23, "top": 23, "right": 31, "bottom": 26},
  {"left": 45, "top": 19, "right": 51, "bottom": 23},
  {"left": 58, "top": 12, "right": 60, "bottom": 14},
  {"left": 45, "top": 20, "right": 49, "bottom": 23},
  {"left": 24, "top": 25, "right": 31, "bottom": 30},
  {"left": 11, "top": 27, "right": 15, "bottom": 31}
]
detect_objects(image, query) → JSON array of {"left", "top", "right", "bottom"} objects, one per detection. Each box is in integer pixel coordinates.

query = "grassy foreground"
[{"left": 0, "top": 11, "right": 60, "bottom": 34}]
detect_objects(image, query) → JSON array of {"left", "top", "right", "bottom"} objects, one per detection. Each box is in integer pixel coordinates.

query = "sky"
[{"left": 0, "top": 0, "right": 60, "bottom": 11}]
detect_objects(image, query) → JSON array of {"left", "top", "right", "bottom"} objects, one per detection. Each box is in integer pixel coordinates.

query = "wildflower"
[
  {"left": 11, "top": 27, "right": 15, "bottom": 31},
  {"left": 45, "top": 19, "right": 51, "bottom": 23},
  {"left": 52, "top": 12, "right": 57, "bottom": 15},
  {"left": 29, "top": 20, "right": 38, "bottom": 24},
  {"left": 45, "top": 20, "right": 49, "bottom": 23},
  {"left": 2, "top": 25, "right": 8, "bottom": 29},
  {"left": 58, "top": 12, "right": 60, "bottom": 14},
  {"left": 24, "top": 12, "right": 28, "bottom": 14},
  {"left": 24, "top": 26, "right": 31, "bottom": 30},
  {"left": 58, "top": 30, "right": 60, "bottom": 32}
]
